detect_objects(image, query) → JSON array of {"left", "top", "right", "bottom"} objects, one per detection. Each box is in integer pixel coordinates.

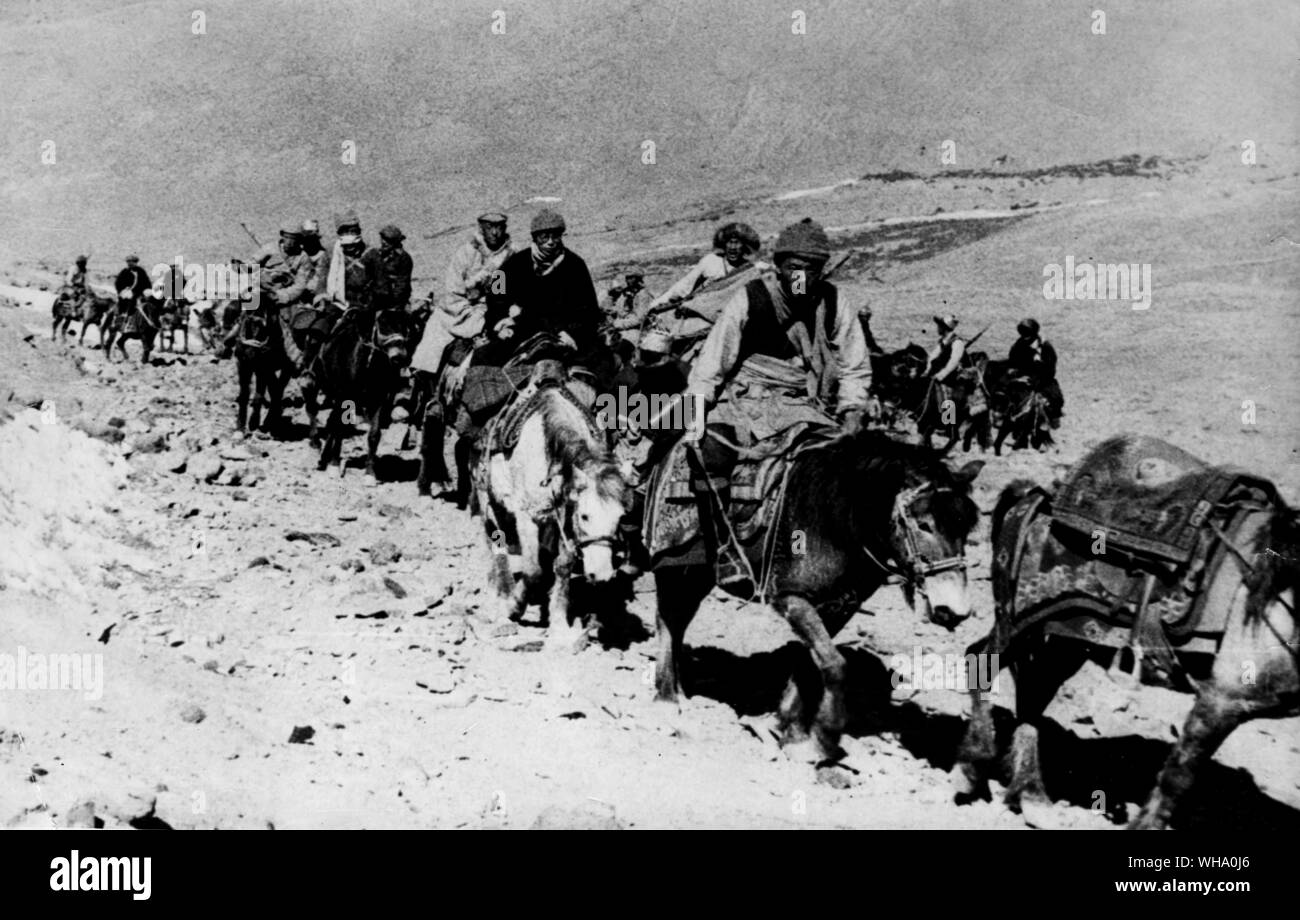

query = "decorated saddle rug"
[
  {"left": 1053, "top": 434, "right": 1245, "bottom": 564},
  {"left": 642, "top": 422, "right": 838, "bottom": 562},
  {"left": 991, "top": 436, "right": 1280, "bottom": 670}
]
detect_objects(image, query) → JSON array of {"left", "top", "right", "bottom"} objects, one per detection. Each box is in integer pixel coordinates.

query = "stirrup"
[{"left": 715, "top": 544, "right": 756, "bottom": 593}]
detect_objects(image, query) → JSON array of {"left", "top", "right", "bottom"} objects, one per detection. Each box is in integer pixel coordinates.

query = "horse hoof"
[
  {"left": 1018, "top": 796, "right": 1066, "bottom": 830},
  {"left": 781, "top": 738, "right": 827, "bottom": 765}
]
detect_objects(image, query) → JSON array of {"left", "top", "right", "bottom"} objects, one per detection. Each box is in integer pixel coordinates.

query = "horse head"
[
  {"left": 850, "top": 433, "right": 983, "bottom": 627},
  {"left": 372, "top": 309, "right": 411, "bottom": 368},
  {"left": 558, "top": 458, "right": 630, "bottom": 583}
]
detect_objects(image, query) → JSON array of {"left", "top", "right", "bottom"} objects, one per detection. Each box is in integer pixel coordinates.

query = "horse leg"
[
  {"left": 303, "top": 381, "right": 321, "bottom": 448},
  {"left": 365, "top": 403, "right": 383, "bottom": 480},
  {"left": 993, "top": 415, "right": 1012, "bottom": 456},
  {"left": 1132, "top": 591, "right": 1296, "bottom": 829},
  {"left": 318, "top": 405, "right": 340, "bottom": 471},
  {"left": 482, "top": 511, "right": 515, "bottom": 599},
  {"left": 1004, "top": 636, "right": 1089, "bottom": 822},
  {"left": 454, "top": 435, "right": 474, "bottom": 511},
  {"left": 249, "top": 368, "right": 266, "bottom": 433},
  {"left": 545, "top": 542, "right": 580, "bottom": 650},
  {"left": 417, "top": 402, "right": 451, "bottom": 496},
  {"left": 653, "top": 564, "right": 712, "bottom": 703},
  {"left": 953, "top": 640, "right": 1003, "bottom": 803},
  {"left": 236, "top": 358, "right": 251, "bottom": 432},
  {"left": 508, "top": 517, "right": 543, "bottom": 624},
  {"left": 774, "top": 594, "right": 849, "bottom": 762}
]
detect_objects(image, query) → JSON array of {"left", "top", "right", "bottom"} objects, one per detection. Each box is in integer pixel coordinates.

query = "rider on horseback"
[
  {"left": 1007, "top": 317, "right": 1063, "bottom": 428},
  {"left": 684, "top": 217, "right": 880, "bottom": 588},
  {"left": 411, "top": 209, "right": 520, "bottom": 497},
  {"left": 113, "top": 254, "right": 151, "bottom": 331}
]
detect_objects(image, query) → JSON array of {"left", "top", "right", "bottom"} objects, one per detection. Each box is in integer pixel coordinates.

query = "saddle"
[
  {"left": 993, "top": 435, "right": 1280, "bottom": 684},
  {"left": 642, "top": 422, "right": 838, "bottom": 561},
  {"left": 483, "top": 360, "right": 593, "bottom": 457}
]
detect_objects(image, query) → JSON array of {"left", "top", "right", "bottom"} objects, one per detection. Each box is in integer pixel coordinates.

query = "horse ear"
[{"left": 950, "top": 459, "right": 986, "bottom": 486}]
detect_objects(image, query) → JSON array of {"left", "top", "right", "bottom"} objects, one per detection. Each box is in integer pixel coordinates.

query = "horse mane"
[
  {"left": 538, "top": 387, "right": 627, "bottom": 505},
  {"left": 795, "top": 430, "right": 980, "bottom": 537},
  {"left": 1245, "top": 504, "right": 1300, "bottom": 622}
]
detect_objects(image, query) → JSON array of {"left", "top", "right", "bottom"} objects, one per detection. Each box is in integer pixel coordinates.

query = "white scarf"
[{"left": 530, "top": 243, "right": 565, "bottom": 277}]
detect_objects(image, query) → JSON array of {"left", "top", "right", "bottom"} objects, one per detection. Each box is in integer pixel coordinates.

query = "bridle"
[{"left": 858, "top": 482, "right": 968, "bottom": 592}]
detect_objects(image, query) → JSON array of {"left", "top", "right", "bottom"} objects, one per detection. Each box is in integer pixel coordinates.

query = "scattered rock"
[
  {"left": 366, "top": 540, "right": 402, "bottom": 565},
  {"left": 188, "top": 451, "right": 224, "bottom": 483},
  {"left": 382, "top": 576, "right": 407, "bottom": 598},
  {"left": 285, "top": 531, "right": 342, "bottom": 548},
  {"left": 62, "top": 800, "right": 100, "bottom": 829},
  {"left": 180, "top": 705, "right": 206, "bottom": 724},
  {"left": 129, "top": 432, "right": 168, "bottom": 455},
  {"left": 220, "top": 445, "right": 253, "bottom": 461},
  {"left": 288, "top": 725, "right": 315, "bottom": 744},
  {"left": 340, "top": 557, "right": 366, "bottom": 572}
]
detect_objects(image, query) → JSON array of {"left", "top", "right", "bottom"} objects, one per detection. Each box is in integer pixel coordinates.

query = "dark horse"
[
  {"left": 953, "top": 448, "right": 1298, "bottom": 829},
  {"left": 102, "top": 292, "right": 165, "bottom": 364},
  {"left": 652, "top": 430, "right": 984, "bottom": 761},
  {"left": 990, "top": 374, "right": 1055, "bottom": 455},
  {"left": 303, "top": 308, "right": 411, "bottom": 479},
  {"left": 233, "top": 308, "right": 290, "bottom": 434}
]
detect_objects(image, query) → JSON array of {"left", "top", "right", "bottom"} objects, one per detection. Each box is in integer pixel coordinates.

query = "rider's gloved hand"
[
  {"left": 864, "top": 396, "right": 882, "bottom": 421},
  {"left": 839, "top": 408, "right": 866, "bottom": 435},
  {"left": 557, "top": 331, "right": 576, "bottom": 350}
]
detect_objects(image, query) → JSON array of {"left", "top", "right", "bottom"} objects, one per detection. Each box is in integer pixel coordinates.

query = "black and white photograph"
[{"left": 0, "top": 0, "right": 1296, "bottom": 862}]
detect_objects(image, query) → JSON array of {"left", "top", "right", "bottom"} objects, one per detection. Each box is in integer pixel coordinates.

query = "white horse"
[{"left": 478, "top": 374, "right": 631, "bottom": 649}]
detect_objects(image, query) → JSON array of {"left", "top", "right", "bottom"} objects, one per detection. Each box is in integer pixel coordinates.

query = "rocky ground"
[{"left": 2, "top": 157, "right": 1298, "bottom": 830}]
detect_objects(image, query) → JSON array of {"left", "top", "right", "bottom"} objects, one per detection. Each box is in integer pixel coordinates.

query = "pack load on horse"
[
  {"left": 637, "top": 218, "right": 985, "bottom": 761},
  {"left": 953, "top": 434, "right": 1298, "bottom": 829},
  {"left": 411, "top": 209, "right": 521, "bottom": 502},
  {"left": 475, "top": 359, "right": 631, "bottom": 650}
]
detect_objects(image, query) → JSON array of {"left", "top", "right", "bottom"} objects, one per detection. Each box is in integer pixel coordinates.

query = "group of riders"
[{"left": 54, "top": 209, "right": 1065, "bottom": 577}]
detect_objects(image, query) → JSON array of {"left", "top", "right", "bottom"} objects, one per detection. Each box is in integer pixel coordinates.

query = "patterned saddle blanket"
[
  {"left": 992, "top": 437, "right": 1280, "bottom": 669},
  {"left": 483, "top": 363, "right": 596, "bottom": 456},
  {"left": 643, "top": 422, "right": 838, "bottom": 560},
  {"left": 1052, "top": 434, "right": 1251, "bottom": 564}
]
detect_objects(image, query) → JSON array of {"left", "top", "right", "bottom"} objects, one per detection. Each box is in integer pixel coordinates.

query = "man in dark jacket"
[
  {"left": 480, "top": 209, "right": 601, "bottom": 366},
  {"left": 113, "top": 254, "right": 152, "bottom": 330},
  {"left": 372, "top": 225, "right": 413, "bottom": 312},
  {"left": 1007, "top": 317, "right": 1063, "bottom": 425}
]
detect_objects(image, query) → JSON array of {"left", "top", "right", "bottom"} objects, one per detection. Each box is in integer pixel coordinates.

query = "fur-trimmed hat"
[
  {"left": 713, "top": 221, "right": 761, "bottom": 253},
  {"left": 379, "top": 224, "right": 405, "bottom": 243}
]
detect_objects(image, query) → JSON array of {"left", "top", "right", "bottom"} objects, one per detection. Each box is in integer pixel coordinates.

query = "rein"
[{"left": 859, "top": 482, "right": 968, "bottom": 589}]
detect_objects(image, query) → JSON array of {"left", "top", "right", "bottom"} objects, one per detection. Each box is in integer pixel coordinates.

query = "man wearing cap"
[
  {"left": 113, "top": 254, "right": 152, "bottom": 332},
  {"left": 927, "top": 314, "right": 966, "bottom": 383},
  {"left": 62, "top": 255, "right": 90, "bottom": 319},
  {"left": 480, "top": 208, "right": 601, "bottom": 365},
  {"left": 324, "top": 211, "right": 380, "bottom": 312},
  {"left": 300, "top": 220, "right": 331, "bottom": 301},
  {"left": 1008, "top": 317, "right": 1063, "bottom": 425},
  {"left": 605, "top": 271, "right": 649, "bottom": 326},
  {"left": 684, "top": 218, "right": 878, "bottom": 588},
  {"left": 411, "top": 210, "right": 520, "bottom": 497},
  {"left": 371, "top": 225, "right": 413, "bottom": 313}
]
